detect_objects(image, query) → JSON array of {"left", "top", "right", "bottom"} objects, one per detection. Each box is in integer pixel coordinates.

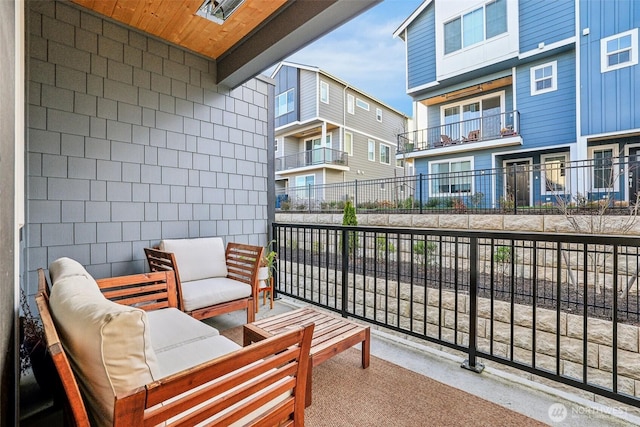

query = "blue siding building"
[{"left": 395, "top": 0, "right": 640, "bottom": 208}]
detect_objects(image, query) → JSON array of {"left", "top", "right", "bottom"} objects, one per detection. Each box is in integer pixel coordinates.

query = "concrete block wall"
[
  {"left": 26, "top": 1, "right": 272, "bottom": 291},
  {"left": 281, "top": 261, "right": 640, "bottom": 398}
]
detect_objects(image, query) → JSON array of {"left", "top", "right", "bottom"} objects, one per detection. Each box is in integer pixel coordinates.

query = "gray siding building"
[{"left": 272, "top": 62, "right": 410, "bottom": 206}]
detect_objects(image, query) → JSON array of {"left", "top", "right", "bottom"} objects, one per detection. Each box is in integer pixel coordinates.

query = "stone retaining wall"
[{"left": 282, "top": 261, "right": 640, "bottom": 397}]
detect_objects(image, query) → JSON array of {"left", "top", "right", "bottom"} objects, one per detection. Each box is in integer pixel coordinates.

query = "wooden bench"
[
  {"left": 37, "top": 258, "right": 313, "bottom": 427},
  {"left": 243, "top": 307, "right": 370, "bottom": 407},
  {"left": 145, "top": 238, "right": 264, "bottom": 323}
]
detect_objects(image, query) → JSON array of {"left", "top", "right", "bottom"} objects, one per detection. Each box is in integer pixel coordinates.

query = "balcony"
[
  {"left": 276, "top": 148, "right": 348, "bottom": 174},
  {"left": 398, "top": 110, "right": 521, "bottom": 156}
]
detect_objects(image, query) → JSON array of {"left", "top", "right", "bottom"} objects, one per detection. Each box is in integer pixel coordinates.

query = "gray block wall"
[{"left": 25, "top": 1, "right": 272, "bottom": 291}]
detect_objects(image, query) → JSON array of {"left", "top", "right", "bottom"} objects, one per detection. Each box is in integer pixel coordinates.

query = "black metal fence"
[
  {"left": 276, "top": 156, "right": 640, "bottom": 216},
  {"left": 272, "top": 222, "right": 640, "bottom": 406}
]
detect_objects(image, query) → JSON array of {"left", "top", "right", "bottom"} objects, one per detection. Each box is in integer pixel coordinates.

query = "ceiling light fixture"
[
  {"left": 197, "top": 0, "right": 245, "bottom": 25},
  {"left": 445, "top": 84, "right": 484, "bottom": 100}
]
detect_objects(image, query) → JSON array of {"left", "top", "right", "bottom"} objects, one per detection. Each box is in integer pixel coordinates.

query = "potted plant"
[{"left": 259, "top": 240, "right": 277, "bottom": 280}]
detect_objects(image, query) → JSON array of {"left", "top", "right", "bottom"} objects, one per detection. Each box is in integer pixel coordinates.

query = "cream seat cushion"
[
  {"left": 48, "top": 257, "right": 160, "bottom": 427},
  {"left": 145, "top": 308, "right": 241, "bottom": 378},
  {"left": 160, "top": 237, "right": 228, "bottom": 281},
  {"left": 180, "top": 277, "right": 252, "bottom": 312}
]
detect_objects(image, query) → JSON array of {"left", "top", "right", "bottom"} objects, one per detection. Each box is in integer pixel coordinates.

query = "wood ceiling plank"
[
  {"left": 92, "top": 0, "right": 119, "bottom": 17},
  {"left": 127, "top": 0, "right": 159, "bottom": 28},
  {"left": 70, "top": 0, "right": 288, "bottom": 60},
  {"left": 110, "top": 0, "right": 142, "bottom": 26},
  {"left": 157, "top": 1, "right": 201, "bottom": 42}
]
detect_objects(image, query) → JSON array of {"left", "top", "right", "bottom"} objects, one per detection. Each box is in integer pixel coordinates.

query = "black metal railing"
[
  {"left": 275, "top": 148, "right": 348, "bottom": 172},
  {"left": 276, "top": 156, "right": 640, "bottom": 216},
  {"left": 398, "top": 110, "right": 520, "bottom": 154},
  {"left": 272, "top": 222, "right": 640, "bottom": 406}
]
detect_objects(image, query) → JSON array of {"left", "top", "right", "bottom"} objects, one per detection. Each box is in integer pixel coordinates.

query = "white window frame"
[
  {"left": 440, "top": 91, "right": 504, "bottom": 139},
  {"left": 367, "top": 139, "right": 375, "bottom": 161},
  {"left": 320, "top": 81, "right": 329, "bottom": 104},
  {"left": 294, "top": 174, "right": 315, "bottom": 198},
  {"left": 540, "top": 153, "right": 569, "bottom": 195},
  {"left": 356, "top": 98, "right": 370, "bottom": 111},
  {"left": 444, "top": 0, "right": 507, "bottom": 55},
  {"left": 274, "top": 138, "right": 279, "bottom": 153},
  {"left": 428, "top": 157, "right": 474, "bottom": 196},
  {"left": 376, "top": 108, "right": 382, "bottom": 122},
  {"left": 530, "top": 61, "right": 557, "bottom": 96},
  {"left": 379, "top": 144, "right": 390, "bottom": 165},
  {"left": 344, "top": 131, "right": 353, "bottom": 156},
  {"left": 347, "top": 94, "right": 355, "bottom": 114},
  {"left": 601, "top": 28, "right": 638, "bottom": 73},
  {"left": 275, "top": 88, "right": 294, "bottom": 117},
  {"left": 588, "top": 144, "right": 619, "bottom": 192}
]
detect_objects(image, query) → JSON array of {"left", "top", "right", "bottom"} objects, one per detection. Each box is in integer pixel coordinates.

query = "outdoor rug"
[{"left": 221, "top": 326, "right": 546, "bottom": 426}]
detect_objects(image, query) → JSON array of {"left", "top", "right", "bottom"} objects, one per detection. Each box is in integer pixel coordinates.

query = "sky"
[{"left": 271, "top": 0, "right": 424, "bottom": 117}]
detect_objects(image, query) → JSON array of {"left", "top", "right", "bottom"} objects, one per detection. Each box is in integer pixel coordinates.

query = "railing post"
[
  {"left": 419, "top": 173, "right": 423, "bottom": 214},
  {"left": 272, "top": 222, "right": 278, "bottom": 300},
  {"left": 462, "top": 236, "right": 484, "bottom": 373},
  {"left": 354, "top": 180, "right": 358, "bottom": 211},
  {"left": 341, "top": 227, "right": 349, "bottom": 317},
  {"left": 513, "top": 166, "right": 518, "bottom": 215},
  {"left": 308, "top": 184, "right": 312, "bottom": 213}
]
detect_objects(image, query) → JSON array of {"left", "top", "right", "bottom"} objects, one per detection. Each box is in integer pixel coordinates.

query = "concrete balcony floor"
[{"left": 20, "top": 298, "right": 640, "bottom": 426}]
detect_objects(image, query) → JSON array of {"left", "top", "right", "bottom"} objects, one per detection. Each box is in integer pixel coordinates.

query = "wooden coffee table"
[{"left": 243, "top": 307, "right": 370, "bottom": 406}]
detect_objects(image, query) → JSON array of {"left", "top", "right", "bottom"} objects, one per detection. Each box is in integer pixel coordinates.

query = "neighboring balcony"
[
  {"left": 276, "top": 148, "right": 349, "bottom": 174},
  {"left": 398, "top": 111, "right": 522, "bottom": 156}
]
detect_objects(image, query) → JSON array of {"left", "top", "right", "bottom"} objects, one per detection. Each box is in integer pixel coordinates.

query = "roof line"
[
  {"left": 392, "top": 0, "right": 432, "bottom": 40},
  {"left": 272, "top": 61, "right": 410, "bottom": 118}
]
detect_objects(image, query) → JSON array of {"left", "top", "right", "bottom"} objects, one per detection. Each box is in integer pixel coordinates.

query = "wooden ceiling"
[
  {"left": 70, "top": 0, "right": 288, "bottom": 59},
  {"left": 422, "top": 76, "right": 513, "bottom": 106}
]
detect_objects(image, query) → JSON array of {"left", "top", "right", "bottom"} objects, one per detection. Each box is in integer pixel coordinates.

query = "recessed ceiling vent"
[{"left": 197, "top": 0, "right": 245, "bottom": 24}]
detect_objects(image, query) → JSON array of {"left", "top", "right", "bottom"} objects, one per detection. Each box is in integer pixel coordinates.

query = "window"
[
  {"left": 320, "top": 81, "right": 329, "bottom": 104},
  {"left": 294, "top": 174, "right": 315, "bottom": 198},
  {"left": 380, "top": 144, "right": 390, "bottom": 164},
  {"left": 376, "top": 108, "right": 382, "bottom": 122},
  {"left": 601, "top": 29, "right": 638, "bottom": 72},
  {"left": 356, "top": 98, "right": 370, "bottom": 111},
  {"left": 347, "top": 94, "right": 355, "bottom": 114},
  {"left": 344, "top": 132, "right": 353, "bottom": 156},
  {"left": 444, "top": 0, "right": 507, "bottom": 54},
  {"left": 463, "top": 8, "right": 483, "bottom": 47},
  {"left": 541, "top": 154, "right": 568, "bottom": 193},
  {"left": 367, "top": 139, "right": 375, "bottom": 161},
  {"left": 530, "top": 61, "right": 557, "bottom": 95},
  {"left": 430, "top": 159, "right": 472, "bottom": 194},
  {"left": 441, "top": 94, "right": 502, "bottom": 140},
  {"left": 275, "top": 88, "right": 294, "bottom": 117},
  {"left": 274, "top": 138, "right": 278, "bottom": 153},
  {"left": 591, "top": 147, "right": 615, "bottom": 190},
  {"left": 485, "top": 0, "right": 507, "bottom": 38},
  {"left": 444, "top": 18, "right": 462, "bottom": 54}
]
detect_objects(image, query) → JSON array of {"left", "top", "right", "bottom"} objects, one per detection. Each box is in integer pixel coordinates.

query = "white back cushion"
[
  {"left": 160, "top": 237, "right": 228, "bottom": 282},
  {"left": 48, "top": 257, "right": 160, "bottom": 427}
]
